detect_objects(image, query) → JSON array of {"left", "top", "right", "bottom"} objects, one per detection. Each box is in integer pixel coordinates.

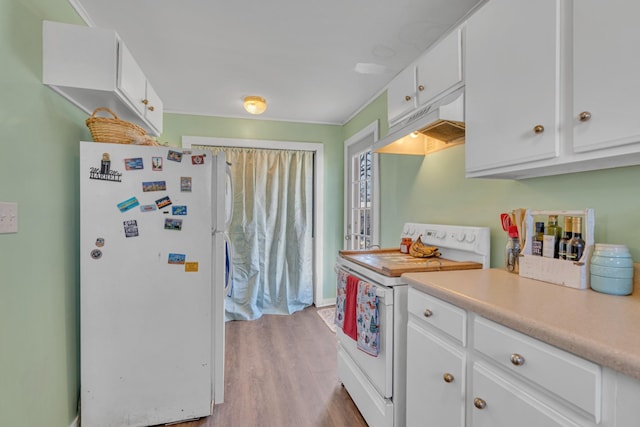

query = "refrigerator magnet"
[
  {"left": 140, "top": 204, "right": 157, "bottom": 212},
  {"left": 172, "top": 205, "right": 187, "bottom": 215},
  {"left": 167, "top": 150, "right": 183, "bottom": 162},
  {"left": 142, "top": 181, "right": 167, "bottom": 192},
  {"left": 95, "top": 237, "right": 105, "bottom": 247},
  {"left": 168, "top": 253, "right": 186, "bottom": 264},
  {"left": 155, "top": 195, "right": 172, "bottom": 209},
  {"left": 164, "top": 218, "right": 183, "bottom": 231},
  {"left": 117, "top": 197, "right": 140, "bottom": 212},
  {"left": 180, "top": 177, "right": 192, "bottom": 192},
  {"left": 89, "top": 153, "right": 122, "bottom": 182},
  {"left": 191, "top": 155, "right": 205, "bottom": 165},
  {"left": 123, "top": 220, "right": 139, "bottom": 237},
  {"left": 152, "top": 157, "right": 163, "bottom": 171},
  {"left": 124, "top": 157, "right": 144, "bottom": 170},
  {"left": 185, "top": 262, "right": 199, "bottom": 272},
  {"left": 90, "top": 249, "right": 102, "bottom": 259}
]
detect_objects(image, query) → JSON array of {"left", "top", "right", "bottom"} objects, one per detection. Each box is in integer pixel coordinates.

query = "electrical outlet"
[{"left": 0, "top": 202, "right": 18, "bottom": 233}]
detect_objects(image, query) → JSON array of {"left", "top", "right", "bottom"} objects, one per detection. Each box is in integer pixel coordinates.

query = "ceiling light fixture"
[{"left": 243, "top": 96, "right": 267, "bottom": 115}]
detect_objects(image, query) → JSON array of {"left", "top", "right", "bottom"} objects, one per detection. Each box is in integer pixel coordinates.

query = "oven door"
[{"left": 336, "top": 267, "right": 394, "bottom": 399}]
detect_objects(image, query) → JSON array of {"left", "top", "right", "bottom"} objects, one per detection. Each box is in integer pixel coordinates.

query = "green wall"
[{"left": 1, "top": 0, "right": 87, "bottom": 426}]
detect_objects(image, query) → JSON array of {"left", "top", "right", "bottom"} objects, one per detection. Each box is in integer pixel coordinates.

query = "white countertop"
[{"left": 403, "top": 267, "right": 640, "bottom": 380}]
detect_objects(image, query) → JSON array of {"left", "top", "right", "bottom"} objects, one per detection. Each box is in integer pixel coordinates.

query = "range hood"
[{"left": 374, "top": 92, "right": 465, "bottom": 156}]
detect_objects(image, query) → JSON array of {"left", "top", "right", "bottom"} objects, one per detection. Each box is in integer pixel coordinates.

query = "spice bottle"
[
  {"left": 505, "top": 225, "right": 520, "bottom": 273},
  {"left": 532, "top": 222, "right": 544, "bottom": 256}
]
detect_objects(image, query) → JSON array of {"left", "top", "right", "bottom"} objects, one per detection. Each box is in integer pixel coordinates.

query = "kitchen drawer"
[
  {"left": 408, "top": 287, "right": 467, "bottom": 346},
  {"left": 473, "top": 316, "right": 602, "bottom": 422}
]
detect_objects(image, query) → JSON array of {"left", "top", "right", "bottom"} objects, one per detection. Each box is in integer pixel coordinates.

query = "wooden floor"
[{"left": 161, "top": 306, "right": 368, "bottom": 427}]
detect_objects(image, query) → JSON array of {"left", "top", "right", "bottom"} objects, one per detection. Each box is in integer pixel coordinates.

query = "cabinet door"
[
  {"left": 144, "top": 81, "right": 163, "bottom": 134},
  {"left": 573, "top": 1, "right": 640, "bottom": 153},
  {"left": 118, "top": 42, "right": 147, "bottom": 116},
  {"left": 465, "top": 0, "right": 560, "bottom": 173},
  {"left": 406, "top": 321, "right": 465, "bottom": 427},
  {"left": 387, "top": 65, "right": 417, "bottom": 125},
  {"left": 470, "top": 363, "right": 581, "bottom": 427},
  {"left": 416, "top": 29, "right": 462, "bottom": 107}
]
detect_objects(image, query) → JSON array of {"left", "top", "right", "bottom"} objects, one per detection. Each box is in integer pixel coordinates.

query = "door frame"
[
  {"left": 343, "top": 120, "right": 380, "bottom": 249},
  {"left": 182, "top": 136, "right": 324, "bottom": 307}
]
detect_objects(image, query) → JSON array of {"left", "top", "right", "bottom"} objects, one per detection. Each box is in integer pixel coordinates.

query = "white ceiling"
[{"left": 71, "top": 0, "right": 482, "bottom": 125}]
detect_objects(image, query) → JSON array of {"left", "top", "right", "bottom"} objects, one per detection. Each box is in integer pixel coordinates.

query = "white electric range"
[{"left": 335, "top": 223, "right": 490, "bottom": 427}]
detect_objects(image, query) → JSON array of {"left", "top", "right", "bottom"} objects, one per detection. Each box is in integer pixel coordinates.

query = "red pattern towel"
[{"left": 343, "top": 275, "right": 359, "bottom": 340}]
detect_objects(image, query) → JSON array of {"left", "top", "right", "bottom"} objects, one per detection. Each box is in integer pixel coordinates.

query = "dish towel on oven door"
[
  {"left": 334, "top": 269, "right": 348, "bottom": 329},
  {"left": 356, "top": 280, "right": 379, "bottom": 356}
]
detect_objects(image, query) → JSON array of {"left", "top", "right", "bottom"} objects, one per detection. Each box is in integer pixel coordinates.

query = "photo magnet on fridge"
[
  {"left": 155, "top": 195, "right": 172, "bottom": 209},
  {"left": 124, "top": 157, "right": 144, "bottom": 170},
  {"left": 172, "top": 205, "right": 187, "bottom": 215},
  {"left": 140, "top": 204, "right": 157, "bottom": 212},
  {"left": 95, "top": 237, "right": 105, "bottom": 247},
  {"left": 117, "top": 197, "right": 140, "bottom": 212},
  {"left": 191, "top": 155, "right": 205, "bottom": 165},
  {"left": 185, "top": 262, "right": 199, "bottom": 272},
  {"left": 152, "top": 157, "right": 163, "bottom": 171},
  {"left": 123, "top": 220, "right": 139, "bottom": 237},
  {"left": 180, "top": 177, "right": 192, "bottom": 192},
  {"left": 142, "top": 181, "right": 167, "bottom": 192},
  {"left": 168, "top": 253, "right": 186, "bottom": 264},
  {"left": 164, "top": 218, "right": 183, "bottom": 231},
  {"left": 167, "top": 150, "right": 183, "bottom": 162}
]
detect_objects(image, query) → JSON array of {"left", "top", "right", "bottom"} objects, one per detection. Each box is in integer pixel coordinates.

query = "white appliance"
[
  {"left": 335, "top": 223, "right": 490, "bottom": 427},
  {"left": 79, "top": 141, "right": 227, "bottom": 427}
]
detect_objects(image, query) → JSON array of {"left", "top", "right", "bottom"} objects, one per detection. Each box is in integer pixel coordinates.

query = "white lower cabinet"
[
  {"left": 406, "top": 285, "right": 640, "bottom": 427},
  {"left": 406, "top": 320, "right": 465, "bottom": 427}
]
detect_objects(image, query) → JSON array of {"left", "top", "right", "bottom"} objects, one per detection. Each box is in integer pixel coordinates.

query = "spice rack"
[{"left": 519, "top": 208, "right": 595, "bottom": 289}]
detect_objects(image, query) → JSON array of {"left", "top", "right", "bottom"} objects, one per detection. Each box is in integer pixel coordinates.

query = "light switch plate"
[{"left": 0, "top": 202, "right": 18, "bottom": 233}]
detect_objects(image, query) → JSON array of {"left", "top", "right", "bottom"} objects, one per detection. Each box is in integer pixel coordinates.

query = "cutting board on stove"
[{"left": 339, "top": 248, "right": 482, "bottom": 277}]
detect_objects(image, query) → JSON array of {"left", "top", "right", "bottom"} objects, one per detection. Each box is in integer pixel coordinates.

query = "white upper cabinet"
[
  {"left": 118, "top": 44, "right": 163, "bottom": 133},
  {"left": 464, "top": 0, "right": 560, "bottom": 175},
  {"left": 387, "top": 28, "right": 463, "bottom": 126},
  {"left": 465, "top": 0, "right": 640, "bottom": 179},
  {"left": 43, "top": 21, "right": 163, "bottom": 136},
  {"left": 572, "top": 0, "right": 640, "bottom": 154}
]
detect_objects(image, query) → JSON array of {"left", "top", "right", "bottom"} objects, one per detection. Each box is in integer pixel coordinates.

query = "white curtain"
[{"left": 200, "top": 146, "right": 314, "bottom": 321}]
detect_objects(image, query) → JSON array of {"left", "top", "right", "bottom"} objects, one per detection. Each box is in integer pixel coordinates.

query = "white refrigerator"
[{"left": 79, "top": 141, "right": 227, "bottom": 427}]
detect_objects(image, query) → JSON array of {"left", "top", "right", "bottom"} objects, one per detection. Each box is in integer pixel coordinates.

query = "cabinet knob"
[
  {"left": 510, "top": 353, "right": 525, "bottom": 366},
  {"left": 533, "top": 125, "right": 545, "bottom": 134},
  {"left": 473, "top": 398, "right": 487, "bottom": 410},
  {"left": 443, "top": 373, "right": 454, "bottom": 383},
  {"left": 142, "top": 99, "right": 149, "bottom": 105},
  {"left": 423, "top": 308, "right": 433, "bottom": 318},
  {"left": 405, "top": 95, "right": 412, "bottom": 102},
  {"left": 148, "top": 106, "right": 155, "bottom": 112},
  {"left": 417, "top": 85, "right": 425, "bottom": 92},
  {"left": 579, "top": 111, "right": 592, "bottom": 122}
]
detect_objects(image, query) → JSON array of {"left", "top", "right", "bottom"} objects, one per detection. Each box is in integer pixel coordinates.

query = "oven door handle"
[{"left": 335, "top": 266, "right": 393, "bottom": 302}]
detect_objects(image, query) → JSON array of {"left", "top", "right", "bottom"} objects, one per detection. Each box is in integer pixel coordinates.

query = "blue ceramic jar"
[{"left": 590, "top": 244, "right": 634, "bottom": 295}]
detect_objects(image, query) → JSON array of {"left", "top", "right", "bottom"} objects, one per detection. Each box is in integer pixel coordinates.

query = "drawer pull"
[
  {"left": 443, "top": 373, "right": 454, "bottom": 383},
  {"left": 533, "top": 124, "right": 545, "bottom": 134},
  {"left": 405, "top": 95, "right": 412, "bottom": 102},
  {"left": 510, "top": 353, "right": 525, "bottom": 366},
  {"left": 473, "top": 398, "right": 487, "bottom": 410},
  {"left": 418, "top": 84, "right": 425, "bottom": 91},
  {"left": 423, "top": 308, "right": 433, "bottom": 318},
  {"left": 579, "top": 111, "right": 592, "bottom": 122}
]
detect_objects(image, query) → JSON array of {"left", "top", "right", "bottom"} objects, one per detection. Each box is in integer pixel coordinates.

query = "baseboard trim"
[
  {"left": 315, "top": 298, "right": 335, "bottom": 308},
  {"left": 69, "top": 415, "right": 78, "bottom": 427}
]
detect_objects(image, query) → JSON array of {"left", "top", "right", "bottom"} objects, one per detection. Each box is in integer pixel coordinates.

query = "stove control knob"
[
  {"left": 436, "top": 231, "right": 446, "bottom": 239},
  {"left": 456, "top": 232, "right": 466, "bottom": 242},
  {"left": 466, "top": 233, "right": 476, "bottom": 243}
]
